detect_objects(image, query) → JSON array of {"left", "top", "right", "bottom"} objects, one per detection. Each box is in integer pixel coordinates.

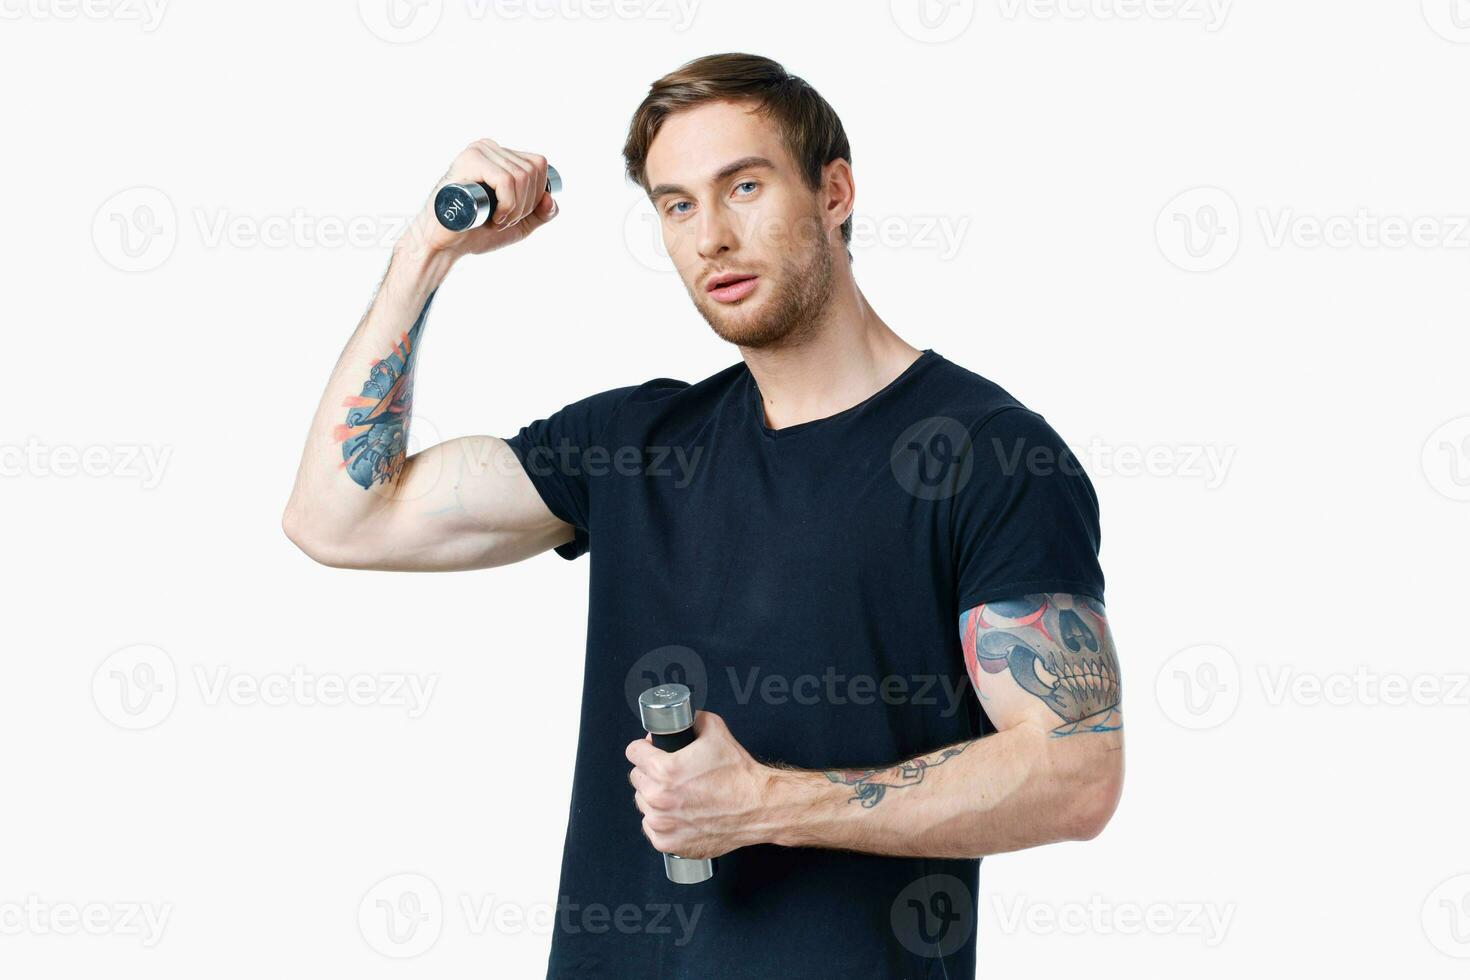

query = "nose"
[{"left": 695, "top": 202, "right": 738, "bottom": 260}]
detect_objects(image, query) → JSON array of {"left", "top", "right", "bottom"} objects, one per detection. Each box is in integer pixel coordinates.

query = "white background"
[{"left": 2, "top": 0, "right": 1468, "bottom": 976}]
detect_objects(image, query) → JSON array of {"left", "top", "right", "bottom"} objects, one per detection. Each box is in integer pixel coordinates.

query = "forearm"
[
  {"left": 282, "top": 239, "right": 453, "bottom": 555},
  {"left": 756, "top": 724, "right": 1122, "bottom": 860}
]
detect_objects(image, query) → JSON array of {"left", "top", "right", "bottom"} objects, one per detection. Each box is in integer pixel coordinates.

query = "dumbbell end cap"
[{"left": 639, "top": 683, "right": 693, "bottom": 734}]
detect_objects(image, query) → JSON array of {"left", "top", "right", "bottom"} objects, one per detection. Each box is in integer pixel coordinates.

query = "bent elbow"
[
  {"left": 1069, "top": 756, "right": 1124, "bottom": 842},
  {"left": 281, "top": 509, "right": 353, "bottom": 569}
]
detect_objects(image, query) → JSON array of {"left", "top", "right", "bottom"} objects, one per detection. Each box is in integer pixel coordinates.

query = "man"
[{"left": 283, "top": 52, "right": 1123, "bottom": 979}]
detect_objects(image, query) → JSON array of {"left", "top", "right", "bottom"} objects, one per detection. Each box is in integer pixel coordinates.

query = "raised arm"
[
  {"left": 625, "top": 593, "right": 1124, "bottom": 861},
  {"left": 281, "top": 140, "right": 572, "bottom": 571}
]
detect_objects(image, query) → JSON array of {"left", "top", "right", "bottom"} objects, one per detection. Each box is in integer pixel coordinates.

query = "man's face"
[{"left": 645, "top": 99, "right": 837, "bottom": 350}]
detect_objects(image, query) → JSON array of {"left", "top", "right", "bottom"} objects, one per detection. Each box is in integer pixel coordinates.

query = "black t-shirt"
[{"left": 502, "top": 349, "right": 1104, "bottom": 979}]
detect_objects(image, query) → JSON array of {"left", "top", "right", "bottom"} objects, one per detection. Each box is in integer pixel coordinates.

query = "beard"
[{"left": 689, "top": 216, "right": 837, "bottom": 351}]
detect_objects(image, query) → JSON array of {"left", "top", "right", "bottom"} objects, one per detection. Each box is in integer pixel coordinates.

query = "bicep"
[
  {"left": 959, "top": 593, "right": 1122, "bottom": 738},
  {"left": 367, "top": 435, "right": 572, "bottom": 570}
]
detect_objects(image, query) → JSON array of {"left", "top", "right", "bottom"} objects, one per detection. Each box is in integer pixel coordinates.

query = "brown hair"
[{"left": 623, "top": 52, "right": 854, "bottom": 254}]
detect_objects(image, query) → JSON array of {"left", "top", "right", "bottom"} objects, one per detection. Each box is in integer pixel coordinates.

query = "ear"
[{"left": 819, "top": 157, "right": 855, "bottom": 242}]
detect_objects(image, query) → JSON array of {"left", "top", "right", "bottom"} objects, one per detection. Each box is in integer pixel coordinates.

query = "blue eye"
[
  {"left": 668, "top": 201, "right": 691, "bottom": 216},
  {"left": 736, "top": 181, "right": 757, "bottom": 194}
]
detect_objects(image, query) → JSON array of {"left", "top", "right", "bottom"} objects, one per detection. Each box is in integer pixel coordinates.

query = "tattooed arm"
[
  {"left": 755, "top": 593, "right": 1123, "bottom": 859},
  {"left": 282, "top": 140, "right": 568, "bottom": 571},
  {"left": 626, "top": 594, "right": 1122, "bottom": 861}
]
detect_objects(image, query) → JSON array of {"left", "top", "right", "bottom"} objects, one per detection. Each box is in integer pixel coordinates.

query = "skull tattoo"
[{"left": 964, "top": 594, "right": 1120, "bottom": 736}]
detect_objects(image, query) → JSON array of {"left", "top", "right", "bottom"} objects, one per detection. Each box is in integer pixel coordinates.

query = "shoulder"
[
  {"left": 915, "top": 354, "right": 1091, "bottom": 488},
  {"left": 621, "top": 359, "right": 746, "bottom": 404},
  {"left": 917, "top": 353, "right": 1034, "bottom": 432}
]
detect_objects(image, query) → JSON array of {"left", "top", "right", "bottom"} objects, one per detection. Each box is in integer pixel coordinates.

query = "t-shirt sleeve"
[
  {"left": 501, "top": 385, "right": 639, "bottom": 561},
  {"left": 952, "top": 407, "right": 1105, "bottom": 610}
]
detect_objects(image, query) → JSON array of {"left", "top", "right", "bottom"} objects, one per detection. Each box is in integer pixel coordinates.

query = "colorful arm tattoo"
[
  {"left": 823, "top": 742, "right": 972, "bottom": 809},
  {"left": 959, "top": 593, "right": 1121, "bottom": 737},
  {"left": 334, "top": 293, "right": 434, "bottom": 490}
]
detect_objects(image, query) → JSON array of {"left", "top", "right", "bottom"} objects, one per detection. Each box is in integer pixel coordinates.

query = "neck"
[{"left": 740, "top": 269, "right": 922, "bottom": 431}]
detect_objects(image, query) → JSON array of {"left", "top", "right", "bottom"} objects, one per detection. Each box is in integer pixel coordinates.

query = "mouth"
[{"left": 706, "top": 273, "right": 760, "bottom": 304}]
